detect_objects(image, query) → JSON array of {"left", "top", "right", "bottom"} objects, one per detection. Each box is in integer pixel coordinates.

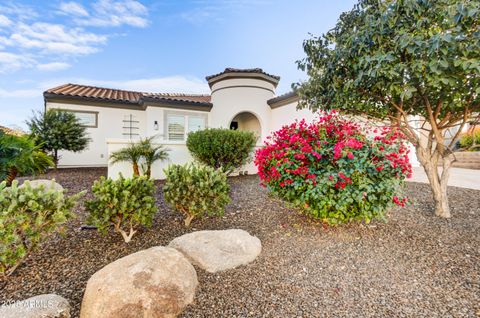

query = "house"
[{"left": 44, "top": 68, "right": 317, "bottom": 179}]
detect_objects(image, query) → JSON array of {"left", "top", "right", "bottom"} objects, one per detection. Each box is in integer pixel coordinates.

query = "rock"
[
  {"left": 0, "top": 294, "right": 71, "bottom": 318},
  {"left": 168, "top": 229, "right": 262, "bottom": 273},
  {"left": 80, "top": 246, "right": 198, "bottom": 318},
  {"left": 20, "top": 179, "right": 64, "bottom": 192}
]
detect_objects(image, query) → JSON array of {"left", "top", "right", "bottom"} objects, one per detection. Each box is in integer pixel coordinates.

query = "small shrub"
[
  {"left": 85, "top": 175, "right": 157, "bottom": 243},
  {"left": 186, "top": 128, "right": 256, "bottom": 174},
  {"left": 0, "top": 180, "right": 83, "bottom": 277},
  {"left": 459, "top": 127, "right": 480, "bottom": 150},
  {"left": 255, "top": 111, "right": 412, "bottom": 225},
  {"left": 163, "top": 164, "right": 231, "bottom": 227}
]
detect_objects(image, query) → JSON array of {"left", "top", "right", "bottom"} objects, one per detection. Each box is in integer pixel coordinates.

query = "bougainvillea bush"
[{"left": 255, "top": 111, "right": 412, "bottom": 224}]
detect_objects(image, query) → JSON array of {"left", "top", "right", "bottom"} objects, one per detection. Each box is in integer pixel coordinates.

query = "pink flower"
[{"left": 347, "top": 152, "right": 354, "bottom": 159}]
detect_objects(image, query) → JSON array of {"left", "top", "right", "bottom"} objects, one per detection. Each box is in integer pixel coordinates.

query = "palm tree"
[
  {"left": 0, "top": 133, "right": 54, "bottom": 186},
  {"left": 109, "top": 142, "right": 144, "bottom": 176},
  {"left": 139, "top": 137, "right": 169, "bottom": 178},
  {"left": 109, "top": 137, "right": 169, "bottom": 178}
]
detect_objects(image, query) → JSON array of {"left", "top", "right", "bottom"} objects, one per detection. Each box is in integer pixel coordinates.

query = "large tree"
[
  {"left": 296, "top": 0, "right": 479, "bottom": 218},
  {"left": 27, "top": 109, "right": 90, "bottom": 167}
]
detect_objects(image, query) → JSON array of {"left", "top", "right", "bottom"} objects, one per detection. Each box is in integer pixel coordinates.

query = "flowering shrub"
[{"left": 255, "top": 111, "right": 412, "bottom": 224}]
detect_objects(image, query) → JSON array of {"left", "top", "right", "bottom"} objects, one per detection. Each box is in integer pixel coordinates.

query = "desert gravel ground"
[{"left": 1, "top": 168, "right": 479, "bottom": 318}]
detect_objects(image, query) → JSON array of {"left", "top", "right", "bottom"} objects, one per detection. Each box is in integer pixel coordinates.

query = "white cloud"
[
  {"left": 37, "top": 62, "right": 71, "bottom": 71},
  {"left": 59, "top": 2, "right": 89, "bottom": 17},
  {"left": 9, "top": 22, "right": 107, "bottom": 55},
  {"left": 0, "top": 87, "right": 40, "bottom": 98},
  {"left": 62, "top": 0, "right": 149, "bottom": 28},
  {"left": 0, "top": 1, "right": 149, "bottom": 74},
  {"left": 0, "top": 52, "right": 35, "bottom": 73},
  {"left": 0, "top": 14, "right": 12, "bottom": 27}
]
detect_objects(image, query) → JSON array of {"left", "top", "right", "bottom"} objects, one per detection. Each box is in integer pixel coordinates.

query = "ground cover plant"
[
  {"left": 85, "top": 175, "right": 157, "bottom": 243},
  {"left": 186, "top": 128, "right": 256, "bottom": 175},
  {"left": 255, "top": 111, "right": 412, "bottom": 224},
  {"left": 163, "top": 163, "right": 231, "bottom": 227},
  {"left": 0, "top": 180, "right": 83, "bottom": 278}
]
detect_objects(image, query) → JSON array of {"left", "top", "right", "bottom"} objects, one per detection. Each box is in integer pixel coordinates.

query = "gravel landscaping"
[{"left": 1, "top": 168, "right": 479, "bottom": 317}]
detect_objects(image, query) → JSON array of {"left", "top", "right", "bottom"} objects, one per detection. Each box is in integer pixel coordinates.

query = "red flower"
[{"left": 347, "top": 152, "right": 354, "bottom": 159}]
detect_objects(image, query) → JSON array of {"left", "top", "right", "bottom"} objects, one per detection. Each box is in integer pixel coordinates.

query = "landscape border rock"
[
  {"left": 20, "top": 179, "right": 64, "bottom": 192},
  {"left": 80, "top": 246, "right": 198, "bottom": 318},
  {"left": 0, "top": 294, "right": 71, "bottom": 318},
  {"left": 168, "top": 229, "right": 262, "bottom": 273}
]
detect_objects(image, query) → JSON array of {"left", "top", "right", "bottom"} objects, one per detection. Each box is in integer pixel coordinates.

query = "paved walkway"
[{"left": 407, "top": 167, "right": 480, "bottom": 190}]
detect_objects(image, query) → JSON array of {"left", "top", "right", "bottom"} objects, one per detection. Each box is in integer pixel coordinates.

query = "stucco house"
[{"left": 44, "top": 68, "right": 317, "bottom": 179}]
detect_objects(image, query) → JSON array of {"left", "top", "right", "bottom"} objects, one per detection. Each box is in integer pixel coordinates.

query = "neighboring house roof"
[
  {"left": 267, "top": 91, "right": 299, "bottom": 108},
  {"left": 205, "top": 68, "right": 280, "bottom": 88},
  {"left": 0, "top": 125, "right": 26, "bottom": 136},
  {"left": 44, "top": 84, "right": 213, "bottom": 109}
]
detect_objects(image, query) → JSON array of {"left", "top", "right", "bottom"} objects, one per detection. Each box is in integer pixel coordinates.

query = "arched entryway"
[{"left": 229, "top": 112, "right": 261, "bottom": 140}]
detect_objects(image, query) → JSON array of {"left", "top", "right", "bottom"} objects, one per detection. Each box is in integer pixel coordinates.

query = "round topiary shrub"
[
  {"left": 254, "top": 111, "right": 412, "bottom": 224},
  {"left": 186, "top": 128, "right": 256, "bottom": 175}
]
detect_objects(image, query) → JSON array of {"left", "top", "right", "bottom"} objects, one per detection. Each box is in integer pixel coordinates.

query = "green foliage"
[
  {"left": 295, "top": 0, "right": 480, "bottom": 218},
  {"left": 0, "top": 180, "right": 83, "bottom": 277},
  {"left": 139, "top": 137, "right": 169, "bottom": 178},
  {"left": 163, "top": 164, "right": 231, "bottom": 227},
  {"left": 255, "top": 113, "right": 411, "bottom": 225},
  {"left": 109, "top": 137, "right": 169, "bottom": 177},
  {"left": 85, "top": 175, "right": 158, "bottom": 242},
  {"left": 296, "top": 0, "right": 479, "bottom": 120},
  {"left": 459, "top": 127, "right": 480, "bottom": 150},
  {"left": 27, "top": 109, "right": 90, "bottom": 166},
  {"left": 0, "top": 133, "right": 53, "bottom": 186},
  {"left": 186, "top": 128, "right": 256, "bottom": 175}
]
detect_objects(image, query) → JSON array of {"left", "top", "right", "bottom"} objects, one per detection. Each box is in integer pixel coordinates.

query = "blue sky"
[{"left": 0, "top": 0, "right": 356, "bottom": 129}]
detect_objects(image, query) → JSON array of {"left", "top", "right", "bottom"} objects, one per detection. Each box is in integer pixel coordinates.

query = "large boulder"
[
  {"left": 80, "top": 246, "right": 198, "bottom": 318},
  {"left": 0, "top": 294, "right": 71, "bottom": 318},
  {"left": 168, "top": 229, "right": 262, "bottom": 273},
  {"left": 20, "top": 179, "right": 64, "bottom": 192}
]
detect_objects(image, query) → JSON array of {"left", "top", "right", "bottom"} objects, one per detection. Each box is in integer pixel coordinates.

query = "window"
[
  {"left": 167, "top": 115, "right": 185, "bottom": 141},
  {"left": 71, "top": 111, "right": 97, "bottom": 128},
  {"left": 165, "top": 111, "right": 207, "bottom": 141},
  {"left": 188, "top": 116, "right": 206, "bottom": 133}
]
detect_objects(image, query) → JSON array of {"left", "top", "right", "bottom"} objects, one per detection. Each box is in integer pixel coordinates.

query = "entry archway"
[{"left": 229, "top": 112, "right": 261, "bottom": 140}]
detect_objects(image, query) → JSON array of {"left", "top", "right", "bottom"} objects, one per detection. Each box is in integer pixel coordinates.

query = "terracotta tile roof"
[
  {"left": 267, "top": 91, "right": 298, "bottom": 106},
  {"left": 205, "top": 68, "right": 280, "bottom": 87},
  {"left": 44, "top": 83, "right": 212, "bottom": 106},
  {"left": 0, "top": 125, "right": 26, "bottom": 136}
]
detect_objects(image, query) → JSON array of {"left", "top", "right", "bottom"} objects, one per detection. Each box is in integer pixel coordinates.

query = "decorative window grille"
[{"left": 122, "top": 114, "right": 139, "bottom": 139}]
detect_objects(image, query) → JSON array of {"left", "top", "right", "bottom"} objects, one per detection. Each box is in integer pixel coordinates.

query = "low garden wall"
[
  {"left": 451, "top": 151, "right": 480, "bottom": 169},
  {"left": 106, "top": 138, "right": 260, "bottom": 180}
]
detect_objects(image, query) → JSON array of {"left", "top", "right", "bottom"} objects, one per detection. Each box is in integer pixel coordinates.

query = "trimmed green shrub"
[
  {"left": 85, "top": 175, "right": 157, "bottom": 243},
  {"left": 459, "top": 128, "right": 480, "bottom": 150},
  {"left": 186, "top": 128, "right": 256, "bottom": 175},
  {"left": 163, "top": 164, "right": 231, "bottom": 227},
  {"left": 0, "top": 180, "right": 84, "bottom": 277}
]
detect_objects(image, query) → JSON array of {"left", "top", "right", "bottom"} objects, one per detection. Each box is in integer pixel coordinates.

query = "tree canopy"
[
  {"left": 27, "top": 109, "right": 90, "bottom": 166},
  {"left": 295, "top": 0, "right": 480, "bottom": 218}
]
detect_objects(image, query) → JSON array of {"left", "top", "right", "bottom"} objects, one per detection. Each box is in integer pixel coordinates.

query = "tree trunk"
[
  {"left": 184, "top": 214, "right": 195, "bottom": 227},
  {"left": 416, "top": 147, "right": 452, "bottom": 218},
  {"left": 53, "top": 149, "right": 58, "bottom": 169},
  {"left": 5, "top": 166, "right": 18, "bottom": 187},
  {"left": 132, "top": 162, "right": 140, "bottom": 176}
]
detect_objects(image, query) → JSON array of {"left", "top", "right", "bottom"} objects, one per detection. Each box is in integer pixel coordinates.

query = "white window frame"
[
  {"left": 164, "top": 110, "right": 207, "bottom": 142},
  {"left": 65, "top": 110, "right": 98, "bottom": 128}
]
